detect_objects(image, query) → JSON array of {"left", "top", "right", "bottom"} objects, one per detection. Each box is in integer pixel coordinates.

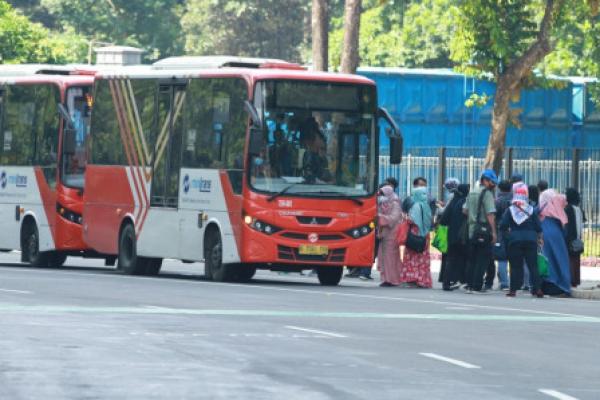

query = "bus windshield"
[
  {"left": 250, "top": 80, "right": 377, "bottom": 198},
  {"left": 62, "top": 86, "right": 92, "bottom": 188}
]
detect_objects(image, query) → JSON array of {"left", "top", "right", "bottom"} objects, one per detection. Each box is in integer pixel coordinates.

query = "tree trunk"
[
  {"left": 484, "top": 77, "right": 512, "bottom": 173},
  {"left": 340, "top": 0, "right": 361, "bottom": 74},
  {"left": 311, "top": 0, "right": 329, "bottom": 71},
  {"left": 483, "top": 0, "right": 565, "bottom": 173}
]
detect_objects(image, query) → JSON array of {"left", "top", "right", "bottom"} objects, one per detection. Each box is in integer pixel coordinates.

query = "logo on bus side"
[
  {"left": 0, "top": 171, "right": 27, "bottom": 189},
  {"left": 182, "top": 174, "right": 212, "bottom": 194}
]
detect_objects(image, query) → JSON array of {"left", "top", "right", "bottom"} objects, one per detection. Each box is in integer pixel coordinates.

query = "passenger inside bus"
[{"left": 299, "top": 117, "right": 332, "bottom": 184}]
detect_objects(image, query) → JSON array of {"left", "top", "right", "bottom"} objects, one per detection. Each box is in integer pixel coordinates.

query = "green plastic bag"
[
  {"left": 432, "top": 225, "right": 449, "bottom": 254},
  {"left": 537, "top": 253, "right": 549, "bottom": 278}
]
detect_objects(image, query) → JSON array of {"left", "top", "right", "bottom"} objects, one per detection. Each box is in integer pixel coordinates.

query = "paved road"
[{"left": 0, "top": 252, "right": 599, "bottom": 400}]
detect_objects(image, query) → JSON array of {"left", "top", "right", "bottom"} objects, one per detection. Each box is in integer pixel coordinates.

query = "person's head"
[
  {"left": 480, "top": 169, "right": 498, "bottom": 189},
  {"left": 566, "top": 187, "right": 581, "bottom": 206},
  {"left": 411, "top": 186, "right": 428, "bottom": 202},
  {"left": 537, "top": 180, "right": 549, "bottom": 193},
  {"left": 457, "top": 183, "right": 470, "bottom": 197},
  {"left": 510, "top": 174, "right": 523, "bottom": 184},
  {"left": 274, "top": 129, "right": 284, "bottom": 142},
  {"left": 528, "top": 185, "right": 540, "bottom": 204},
  {"left": 299, "top": 117, "right": 320, "bottom": 146},
  {"left": 511, "top": 182, "right": 529, "bottom": 206},
  {"left": 413, "top": 177, "right": 427, "bottom": 188},
  {"left": 384, "top": 177, "right": 399, "bottom": 190},
  {"left": 444, "top": 177, "right": 460, "bottom": 193},
  {"left": 498, "top": 179, "right": 512, "bottom": 193}
]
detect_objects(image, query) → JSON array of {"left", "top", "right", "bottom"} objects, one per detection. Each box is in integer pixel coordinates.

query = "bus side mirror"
[
  {"left": 244, "top": 100, "right": 264, "bottom": 156},
  {"left": 64, "top": 128, "right": 76, "bottom": 155},
  {"left": 377, "top": 107, "right": 403, "bottom": 164}
]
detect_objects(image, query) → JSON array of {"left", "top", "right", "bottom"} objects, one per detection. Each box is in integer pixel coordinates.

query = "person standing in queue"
[
  {"left": 499, "top": 183, "right": 544, "bottom": 298},
  {"left": 463, "top": 170, "right": 498, "bottom": 293},
  {"left": 440, "top": 183, "right": 469, "bottom": 291},
  {"left": 377, "top": 185, "right": 404, "bottom": 287},
  {"left": 565, "top": 188, "right": 585, "bottom": 288}
]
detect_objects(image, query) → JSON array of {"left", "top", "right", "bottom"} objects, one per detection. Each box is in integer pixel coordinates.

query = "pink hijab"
[
  {"left": 378, "top": 185, "right": 399, "bottom": 215},
  {"left": 540, "top": 189, "right": 568, "bottom": 226}
]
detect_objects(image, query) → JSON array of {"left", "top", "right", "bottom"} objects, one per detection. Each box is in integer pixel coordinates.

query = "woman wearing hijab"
[
  {"left": 377, "top": 185, "right": 404, "bottom": 287},
  {"left": 539, "top": 189, "right": 571, "bottom": 297},
  {"left": 499, "top": 183, "right": 544, "bottom": 297},
  {"left": 437, "top": 178, "right": 460, "bottom": 285},
  {"left": 440, "top": 183, "right": 469, "bottom": 290},
  {"left": 399, "top": 186, "right": 433, "bottom": 288},
  {"left": 565, "top": 188, "right": 585, "bottom": 287}
]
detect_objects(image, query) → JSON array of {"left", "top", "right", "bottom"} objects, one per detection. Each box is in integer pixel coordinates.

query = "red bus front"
[{"left": 239, "top": 79, "right": 382, "bottom": 282}]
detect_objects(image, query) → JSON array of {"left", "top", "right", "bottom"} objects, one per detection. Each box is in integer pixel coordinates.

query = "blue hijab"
[{"left": 410, "top": 187, "right": 432, "bottom": 236}]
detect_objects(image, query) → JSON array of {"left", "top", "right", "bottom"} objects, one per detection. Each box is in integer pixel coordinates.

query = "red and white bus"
[
  {"left": 83, "top": 57, "right": 402, "bottom": 285},
  {"left": 0, "top": 72, "right": 94, "bottom": 266}
]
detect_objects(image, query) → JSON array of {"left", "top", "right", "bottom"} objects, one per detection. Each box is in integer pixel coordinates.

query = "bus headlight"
[
  {"left": 244, "top": 215, "right": 281, "bottom": 235},
  {"left": 346, "top": 223, "right": 374, "bottom": 239}
]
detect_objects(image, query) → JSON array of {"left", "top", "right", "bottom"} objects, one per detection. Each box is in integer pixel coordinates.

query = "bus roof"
[
  {"left": 95, "top": 66, "right": 375, "bottom": 86},
  {"left": 0, "top": 74, "right": 94, "bottom": 87}
]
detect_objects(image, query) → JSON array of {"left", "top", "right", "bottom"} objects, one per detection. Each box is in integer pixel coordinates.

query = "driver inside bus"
[{"left": 300, "top": 117, "right": 332, "bottom": 184}]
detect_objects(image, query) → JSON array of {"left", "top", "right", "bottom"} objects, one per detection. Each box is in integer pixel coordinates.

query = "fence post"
[
  {"left": 438, "top": 147, "right": 446, "bottom": 201},
  {"left": 506, "top": 147, "right": 513, "bottom": 180},
  {"left": 571, "top": 148, "right": 580, "bottom": 191},
  {"left": 406, "top": 153, "right": 412, "bottom": 195}
]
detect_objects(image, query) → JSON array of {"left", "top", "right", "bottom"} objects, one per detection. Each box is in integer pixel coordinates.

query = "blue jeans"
[
  {"left": 497, "top": 260, "right": 509, "bottom": 288},
  {"left": 359, "top": 266, "right": 372, "bottom": 278}
]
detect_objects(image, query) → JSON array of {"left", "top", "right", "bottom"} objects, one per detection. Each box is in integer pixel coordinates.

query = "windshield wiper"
[
  {"left": 297, "top": 190, "right": 364, "bottom": 206},
  {"left": 267, "top": 184, "right": 299, "bottom": 202}
]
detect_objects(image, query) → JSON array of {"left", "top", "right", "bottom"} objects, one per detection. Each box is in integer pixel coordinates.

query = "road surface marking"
[
  {"left": 1, "top": 266, "right": 598, "bottom": 319},
  {"left": 0, "top": 305, "right": 599, "bottom": 323},
  {"left": 538, "top": 389, "right": 579, "bottom": 400},
  {"left": 419, "top": 353, "right": 481, "bottom": 369},
  {"left": 285, "top": 325, "right": 347, "bottom": 338},
  {"left": 0, "top": 288, "right": 31, "bottom": 294},
  {"left": 445, "top": 306, "right": 473, "bottom": 311}
]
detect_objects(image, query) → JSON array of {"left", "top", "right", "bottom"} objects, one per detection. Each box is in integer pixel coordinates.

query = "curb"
[{"left": 572, "top": 286, "right": 600, "bottom": 300}]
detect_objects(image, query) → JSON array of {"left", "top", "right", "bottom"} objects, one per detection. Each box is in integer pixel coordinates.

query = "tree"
[
  {"left": 182, "top": 0, "right": 307, "bottom": 62},
  {"left": 451, "top": 0, "right": 600, "bottom": 173},
  {"left": 0, "top": 0, "right": 86, "bottom": 63},
  {"left": 340, "top": 0, "right": 361, "bottom": 73},
  {"left": 41, "top": 0, "right": 184, "bottom": 60},
  {"left": 329, "top": 0, "right": 457, "bottom": 70},
  {"left": 312, "top": 0, "right": 329, "bottom": 71}
]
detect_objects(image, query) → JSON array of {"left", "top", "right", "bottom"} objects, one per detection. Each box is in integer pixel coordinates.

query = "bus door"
[{"left": 147, "top": 82, "right": 186, "bottom": 258}]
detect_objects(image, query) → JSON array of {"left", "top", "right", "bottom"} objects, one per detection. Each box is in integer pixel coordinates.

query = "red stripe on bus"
[{"left": 219, "top": 171, "right": 242, "bottom": 257}]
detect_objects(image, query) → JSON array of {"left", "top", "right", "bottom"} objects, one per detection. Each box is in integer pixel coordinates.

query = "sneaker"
[
  {"left": 450, "top": 283, "right": 462, "bottom": 290},
  {"left": 345, "top": 273, "right": 358, "bottom": 278},
  {"left": 379, "top": 282, "right": 394, "bottom": 287},
  {"left": 358, "top": 276, "right": 370, "bottom": 281},
  {"left": 506, "top": 291, "right": 517, "bottom": 297},
  {"left": 500, "top": 285, "right": 509, "bottom": 291},
  {"left": 484, "top": 284, "right": 493, "bottom": 291},
  {"left": 521, "top": 286, "right": 530, "bottom": 292},
  {"left": 471, "top": 289, "right": 489, "bottom": 295}
]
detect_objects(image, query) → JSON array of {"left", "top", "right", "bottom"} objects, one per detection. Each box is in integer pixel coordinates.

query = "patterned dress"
[{"left": 399, "top": 222, "right": 433, "bottom": 288}]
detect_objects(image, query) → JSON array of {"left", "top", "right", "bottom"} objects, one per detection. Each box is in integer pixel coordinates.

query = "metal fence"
[{"left": 379, "top": 147, "right": 600, "bottom": 263}]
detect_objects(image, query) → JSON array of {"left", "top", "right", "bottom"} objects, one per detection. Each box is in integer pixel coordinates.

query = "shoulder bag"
[
  {"left": 472, "top": 189, "right": 493, "bottom": 246},
  {"left": 406, "top": 204, "right": 427, "bottom": 253}
]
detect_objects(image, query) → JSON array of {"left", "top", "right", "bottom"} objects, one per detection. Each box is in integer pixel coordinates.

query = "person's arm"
[
  {"left": 487, "top": 212, "right": 497, "bottom": 243},
  {"left": 484, "top": 191, "right": 497, "bottom": 242},
  {"left": 498, "top": 209, "right": 509, "bottom": 232}
]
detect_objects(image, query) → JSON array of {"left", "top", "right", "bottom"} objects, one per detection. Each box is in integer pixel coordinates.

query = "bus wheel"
[
  {"left": 205, "top": 231, "right": 234, "bottom": 282},
  {"left": 46, "top": 252, "right": 67, "bottom": 268},
  {"left": 21, "top": 221, "right": 49, "bottom": 267},
  {"left": 316, "top": 266, "right": 343, "bottom": 286},
  {"left": 143, "top": 258, "right": 163, "bottom": 276},
  {"left": 234, "top": 265, "right": 257, "bottom": 282},
  {"left": 118, "top": 223, "right": 145, "bottom": 275}
]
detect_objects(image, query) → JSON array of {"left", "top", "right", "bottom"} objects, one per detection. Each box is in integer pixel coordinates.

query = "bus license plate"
[{"left": 299, "top": 245, "right": 328, "bottom": 256}]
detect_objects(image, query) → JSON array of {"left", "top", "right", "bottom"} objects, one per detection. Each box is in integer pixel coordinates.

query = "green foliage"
[
  {"left": 329, "top": 0, "right": 458, "bottom": 70},
  {"left": 465, "top": 92, "right": 491, "bottom": 108},
  {"left": 0, "top": 0, "right": 85, "bottom": 63},
  {"left": 41, "top": 0, "right": 184, "bottom": 60},
  {"left": 182, "top": 0, "right": 307, "bottom": 62},
  {"left": 450, "top": 0, "right": 539, "bottom": 77}
]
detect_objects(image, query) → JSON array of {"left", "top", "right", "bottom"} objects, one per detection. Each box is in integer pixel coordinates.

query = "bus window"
[
  {"left": 62, "top": 86, "right": 92, "bottom": 188},
  {"left": 89, "top": 80, "right": 127, "bottom": 166},
  {"left": 3, "top": 85, "right": 36, "bottom": 166},
  {"left": 35, "top": 84, "right": 60, "bottom": 188}
]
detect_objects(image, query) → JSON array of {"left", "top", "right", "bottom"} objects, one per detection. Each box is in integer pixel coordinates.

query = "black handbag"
[
  {"left": 472, "top": 189, "right": 493, "bottom": 246},
  {"left": 569, "top": 238, "right": 584, "bottom": 255},
  {"left": 493, "top": 231, "right": 508, "bottom": 261},
  {"left": 406, "top": 204, "right": 427, "bottom": 253}
]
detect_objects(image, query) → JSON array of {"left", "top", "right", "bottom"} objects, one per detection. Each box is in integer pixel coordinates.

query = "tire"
[
  {"left": 205, "top": 230, "right": 234, "bottom": 282},
  {"left": 46, "top": 252, "right": 67, "bottom": 268},
  {"left": 143, "top": 258, "right": 163, "bottom": 276},
  {"left": 22, "top": 222, "right": 49, "bottom": 267},
  {"left": 117, "top": 223, "right": 145, "bottom": 275},
  {"left": 234, "top": 265, "right": 257, "bottom": 282},
  {"left": 316, "top": 266, "right": 343, "bottom": 286}
]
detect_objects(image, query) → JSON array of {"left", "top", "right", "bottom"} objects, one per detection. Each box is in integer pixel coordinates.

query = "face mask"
[
  {"left": 378, "top": 195, "right": 386, "bottom": 205},
  {"left": 254, "top": 157, "right": 264, "bottom": 166}
]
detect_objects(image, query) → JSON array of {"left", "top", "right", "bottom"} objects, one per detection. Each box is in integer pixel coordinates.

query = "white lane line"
[
  {"left": 419, "top": 353, "right": 481, "bottom": 369},
  {"left": 1, "top": 266, "right": 597, "bottom": 319},
  {"left": 538, "top": 389, "right": 579, "bottom": 400},
  {"left": 0, "top": 288, "right": 31, "bottom": 294},
  {"left": 285, "top": 325, "right": 347, "bottom": 338}
]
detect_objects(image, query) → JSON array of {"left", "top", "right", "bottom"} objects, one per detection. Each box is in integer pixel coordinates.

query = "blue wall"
[{"left": 358, "top": 67, "right": 595, "bottom": 153}]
